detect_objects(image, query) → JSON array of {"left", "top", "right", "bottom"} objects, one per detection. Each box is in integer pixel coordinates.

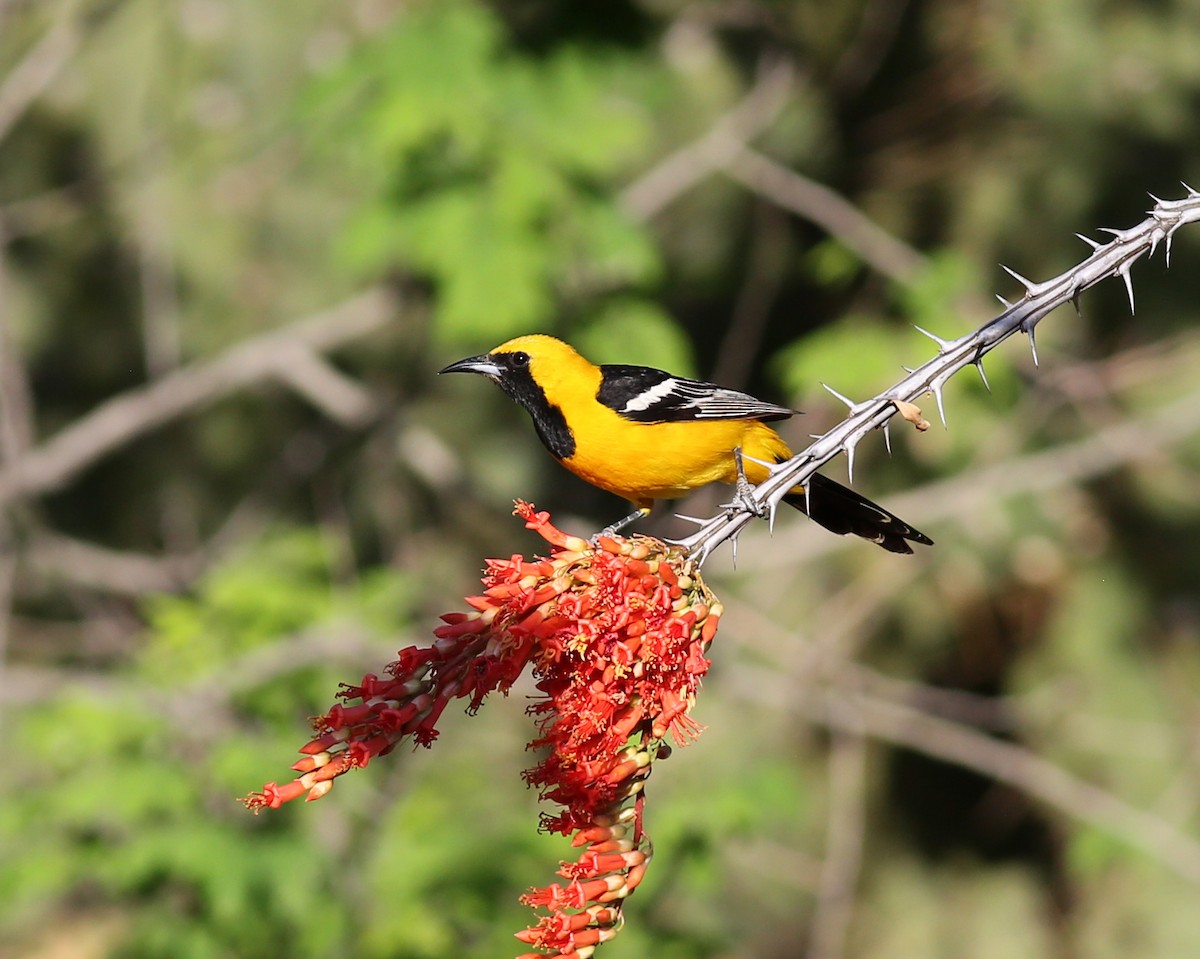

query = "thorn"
[
  {"left": 995, "top": 294, "right": 1013, "bottom": 309},
  {"left": 1024, "top": 323, "right": 1040, "bottom": 368},
  {"left": 730, "top": 531, "right": 738, "bottom": 568},
  {"left": 974, "top": 357, "right": 991, "bottom": 392},
  {"left": 1183, "top": 181, "right": 1200, "bottom": 197},
  {"left": 768, "top": 498, "right": 778, "bottom": 535},
  {"left": 1118, "top": 265, "right": 1135, "bottom": 314},
  {"left": 1148, "top": 229, "right": 1160, "bottom": 261},
  {"left": 1098, "top": 227, "right": 1128, "bottom": 240},
  {"left": 1071, "top": 289, "right": 1082, "bottom": 315},
  {"left": 805, "top": 480, "right": 813, "bottom": 518},
  {"left": 844, "top": 440, "right": 857, "bottom": 485},
  {"left": 901, "top": 365, "right": 915, "bottom": 374},
  {"left": 673, "top": 513, "right": 708, "bottom": 527},
  {"left": 1000, "top": 264, "right": 1039, "bottom": 295},
  {"left": 1167, "top": 231, "right": 1174, "bottom": 268},
  {"left": 821, "top": 382, "right": 856, "bottom": 409},
  {"left": 883, "top": 422, "right": 893, "bottom": 455},
  {"left": 913, "top": 325, "right": 953, "bottom": 352},
  {"left": 1075, "top": 232, "right": 1102, "bottom": 250},
  {"left": 930, "top": 380, "right": 948, "bottom": 429},
  {"left": 1148, "top": 192, "right": 1165, "bottom": 206},
  {"left": 740, "top": 452, "right": 777, "bottom": 471}
]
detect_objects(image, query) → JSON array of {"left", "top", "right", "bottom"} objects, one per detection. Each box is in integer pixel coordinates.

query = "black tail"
[{"left": 783, "top": 473, "right": 933, "bottom": 554}]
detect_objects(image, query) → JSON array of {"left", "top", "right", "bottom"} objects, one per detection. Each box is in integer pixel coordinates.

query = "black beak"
[{"left": 438, "top": 354, "right": 503, "bottom": 377}]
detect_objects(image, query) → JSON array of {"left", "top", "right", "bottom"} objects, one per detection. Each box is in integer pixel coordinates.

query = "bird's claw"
[
  {"left": 591, "top": 507, "right": 649, "bottom": 544},
  {"left": 720, "top": 448, "right": 769, "bottom": 518}
]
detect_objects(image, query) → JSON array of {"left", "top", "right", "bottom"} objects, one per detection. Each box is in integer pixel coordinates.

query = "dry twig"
[
  {"left": 0, "top": 287, "right": 395, "bottom": 507},
  {"left": 808, "top": 722, "right": 868, "bottom": 959},
  {"left": 727, "top": 664, "right": 1200, "bottom": 885},
  {"left": 619, "top": 57, "right": 796, "bottom": 220}
]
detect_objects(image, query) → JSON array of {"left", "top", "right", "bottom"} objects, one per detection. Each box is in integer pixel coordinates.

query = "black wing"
[{"left": 597, "top": 364, "right": 795, "bottom": 424}]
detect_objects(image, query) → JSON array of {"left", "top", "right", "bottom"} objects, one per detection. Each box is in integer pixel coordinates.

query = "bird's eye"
[{"left": 510, "top": 351, "right": 530, "bottom": 367}]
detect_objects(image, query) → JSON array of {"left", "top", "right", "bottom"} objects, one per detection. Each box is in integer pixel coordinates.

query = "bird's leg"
[
  {"left": 722, "top": 448, "right": 769, "bottom": 518},
  {"left": 594, "top": 506, "right": 651, "bottom": 541}
]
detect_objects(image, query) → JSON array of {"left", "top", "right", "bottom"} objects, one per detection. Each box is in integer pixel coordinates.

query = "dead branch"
[
  {"left": 0, "top": 4, "right": 79, "bottom": 144},
  {"left": 723, "top": 145, "right": 928, "bottom": 282},
  {"left": 0, "top": 287, "right": 396, "bottom": 507},
  {"left": 807, "top": 720, "right": 868, "bottom": 959},
  {"left": 726, "top": 663, "right": 1200, "bottom": 885},
  {"left": 619, "top": 57, "right": 795, "bottom": 220}
]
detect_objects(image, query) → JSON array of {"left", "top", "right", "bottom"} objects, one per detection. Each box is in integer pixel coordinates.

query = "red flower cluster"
[{"left": 244, "top": 502, "right": 721, "bottom": 958}]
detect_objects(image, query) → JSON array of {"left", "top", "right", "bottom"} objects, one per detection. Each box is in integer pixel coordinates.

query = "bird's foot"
[
  {"left": 720, "top": 448, "right": 769, "bottom": 518},
  {"left": 592, "top": 507, "right": 649, "bottom": 545}
]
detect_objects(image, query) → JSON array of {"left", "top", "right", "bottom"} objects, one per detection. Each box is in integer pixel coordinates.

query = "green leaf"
[{"left": 576, "top": 300, "right": 695, "bottom": 374}]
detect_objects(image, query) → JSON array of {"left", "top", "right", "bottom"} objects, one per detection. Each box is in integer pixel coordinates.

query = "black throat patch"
[{"left": 495, "top": 365, "right": 576, "bottom": 460}]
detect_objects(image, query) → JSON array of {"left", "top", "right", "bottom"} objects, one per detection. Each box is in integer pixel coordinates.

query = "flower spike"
[{"left": 247, "top": 505, "right": 721, "bottom": 959}]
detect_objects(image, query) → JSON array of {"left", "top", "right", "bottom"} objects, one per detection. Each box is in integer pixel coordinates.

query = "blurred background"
[{"left": 3, "top": 1, "right": 1200, "bottom": 957}]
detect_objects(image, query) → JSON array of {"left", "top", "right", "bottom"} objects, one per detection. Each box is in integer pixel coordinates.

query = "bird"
[{"left": 439, "top": 334, "right": 932, "bottom": 553}]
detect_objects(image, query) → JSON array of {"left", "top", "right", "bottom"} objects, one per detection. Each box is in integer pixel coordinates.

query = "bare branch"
[
  {"left": 24, "top": 530, "right": 202, "bottom": 595},
  {"left": 0, "top": 287, "right": 397, "bottom": 506},
  {"left": 712, "top": 200, "right": 791, "bottom": 387},
  {"left": 807, "top": 721, "right": 868, "bottom": 959},
  {"left": 619, "top": 53, "right": 927, "bottom": 293},
  {"left": 722, "top": 145, "right": 928, "bottom": 282},
  {"left": 739, "top": 379, "right": 1200, "bottom": 568},
  {"left": 270, "top": 342, "right": 378, "bottom": 427},
  {"left": 0, "top": 522, "right": 15, "bottom": 701},
  {"left": 727, "top": 665, "right": 1200, "bottom": 885},
  {"left": 680, "top": 192, "right": 1200, "bottom": 560},
  {"left": 819, "top": 687, "right": 1200, "bottom": 885},
  {"left": 619, "top": 57, "right": 796, "bottom": 220},
  {"left": 134, "top": 144, "right": 183, "bottom": 377},
  {"left": 0, "top": 6, "right": 79, "bottom": 145},
  {"left": 0, "top": 627, "right": 401, "bottom": 728},
  {"left": 0, "top": 220, "right": 36, "bottom": 461},
  {"left": 830, "top": 0, "right": 911, "bottom": 96}
]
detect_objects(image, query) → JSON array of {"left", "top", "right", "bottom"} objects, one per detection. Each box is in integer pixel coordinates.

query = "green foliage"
[
  {"left": 576, "top": 298, "right": 697, "bottom": 374},
  {"left": 7, "top": 0, "right": 1200, "bottom": 957},
  {"left": 309, "top": 2, "right": 663, "bottom": 342},
  {"left": 0, "top": 531, "right": 420, "bottom": 957}
]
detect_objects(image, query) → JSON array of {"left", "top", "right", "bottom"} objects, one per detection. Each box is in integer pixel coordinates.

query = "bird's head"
[
  {"left": 439, "top": 335, "right": 587, "bottom": 458},
  {"left": 439, "top": 335, "right": 590, "bottom": 401}
]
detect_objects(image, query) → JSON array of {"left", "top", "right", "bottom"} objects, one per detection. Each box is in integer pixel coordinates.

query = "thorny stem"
[{"left": 677, "top": 190, "right": 1200, "bottom": 562}]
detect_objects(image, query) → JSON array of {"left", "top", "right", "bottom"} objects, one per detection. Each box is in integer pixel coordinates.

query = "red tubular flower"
[{"left": 243, "top": 502, "right": 721, "bottom": 958}]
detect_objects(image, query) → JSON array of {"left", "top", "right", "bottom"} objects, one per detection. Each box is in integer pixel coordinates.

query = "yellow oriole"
[{"left": 440, "top": 334, "right": 931, "bottom": 553}]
